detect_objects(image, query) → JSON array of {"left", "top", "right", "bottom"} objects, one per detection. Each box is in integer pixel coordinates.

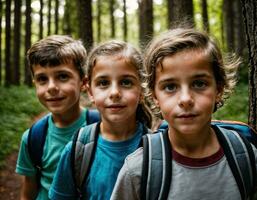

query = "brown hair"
[
  {"left": 87, "top": 40, "right": 152, "bottom": 127},
  {"left": 144, "top": 28, "right": 240, "bottom": 115},
  {"left": 27, "top": 35, "right": 87, "bottom": 78}
]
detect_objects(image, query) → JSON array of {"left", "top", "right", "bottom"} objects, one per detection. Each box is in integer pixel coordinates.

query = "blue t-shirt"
[
  {"left": 16, "top": 109, "right": 87, "bottom": 200},
  {"left": 49, "top": 122, "right": 144, "bottom": 200}
]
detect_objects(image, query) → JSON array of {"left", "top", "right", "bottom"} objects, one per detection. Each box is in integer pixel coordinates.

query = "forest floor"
[{"left": 0, "top": 151, "right": 21, "bottom": 199}]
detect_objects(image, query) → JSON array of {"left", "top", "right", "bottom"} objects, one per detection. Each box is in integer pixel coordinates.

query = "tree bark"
[
  {"left": 201, "top": 0, "right": 209, "bottom": 32},
  {"left": 47, "top": 0, "right": 52, "bottom": 36},
  {"left": 138, "top": 0, "right": 153, "bottom": 48},
  {"left": 24, "top": 0, "right": 32, "bottom": 86},
  {"left": 123, "top": 0, "right": 127, "bottom": 41},
  {"left": 97, "top": 0, "right": 102, "bottom": 42},
  {"left": 241, "top": 0, "right": 257, "bottom": 130},
  {"left": 5, "top": 0, "right": 12, "bottom": 86},
  {"left": 54, "top": 0, "right": 59, "bottom": 34},
  {"left": 39, "top": 0, "right": 44, "bottom": 39},
  {"left": 110, "top": 0, "right": 115, "bottom": 39},
  {"left": 13, "top": 0, "right": 21, "bottom": 85},
  {"left": 167, "top": 0, "right": 194, "bottom": 28},
  {"left": 223, "top": 0, "right": 235, "bottom": 51},
  {"left": 77, "top": 0, "right": 93, "bottom": 51},
  {"left": 0, "top": 0, "right": 2, "bottom": 85}
]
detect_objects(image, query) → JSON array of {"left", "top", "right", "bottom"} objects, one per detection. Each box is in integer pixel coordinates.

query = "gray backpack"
[
  {"left": 70, "top": 122, "right": 151, "bottom": 199},
  {"left": 140, "top": 125, "right": 257, "bottom": 200}
]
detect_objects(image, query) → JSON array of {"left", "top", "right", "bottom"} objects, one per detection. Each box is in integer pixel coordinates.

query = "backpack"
[
  {"left": 141, "top": 121, "right": 257, "bottom": 200},
  {"left": 70, "top": 122, "right": 152, "bottom": 199},
  {"left": 27, "top": 109, "right": 100, "bottom": 183}
]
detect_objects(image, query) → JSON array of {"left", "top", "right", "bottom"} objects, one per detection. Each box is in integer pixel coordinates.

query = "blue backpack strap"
[
  {"left": 213, "top": 125, "right": 256, "bottom": 200},
  {"left": 141, "top": 129, "right": 172, "bottom": 200},
  {"left": 27, "top": 114, "right": 50, "bottom": 174},
  {"left": 86, "top": 109, "right": 100, "bottom": 124},
  {"left": 70, "top": 122, "right": 100, "bottom": 198}
]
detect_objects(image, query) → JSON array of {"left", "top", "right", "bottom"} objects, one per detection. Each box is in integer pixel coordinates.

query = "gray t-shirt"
[{"left": 111, "top": 145, "right": 257, "bottom": 200}]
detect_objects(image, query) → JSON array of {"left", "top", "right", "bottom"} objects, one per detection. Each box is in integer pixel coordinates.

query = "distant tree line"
[{"left": 0, "top": 0, "right": 256, "bottom": 128}]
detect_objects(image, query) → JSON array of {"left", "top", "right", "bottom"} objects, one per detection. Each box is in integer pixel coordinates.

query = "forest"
[
  {"left": 0, "top": 0, "right": 257, "bottom": 165},
  {"left": 0, "top": 0, "right": 257, "bottom": 198}
]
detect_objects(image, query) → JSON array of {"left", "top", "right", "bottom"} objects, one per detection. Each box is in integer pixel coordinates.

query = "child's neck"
[
  {"left": 169, "top": 127, "right": 220, "bottom": 158},
  {"left": 52, "top": 107, "right": 82, "bottom": 128},
  {"left": 100, "top": 120, "right": 137, "bottom": 141}
]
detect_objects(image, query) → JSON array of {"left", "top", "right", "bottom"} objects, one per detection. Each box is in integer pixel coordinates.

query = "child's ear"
[
  {"left": 80, "top": 76, "right": 87, "bottom": 92},
  {"left": 85, "top": 77, "right": 95, "bottom": 104}
]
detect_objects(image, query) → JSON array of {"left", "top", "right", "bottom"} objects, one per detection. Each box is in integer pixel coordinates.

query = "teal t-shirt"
[
  {"left": 16, "top": 108, "right": 87, "bottom": 200},
  {"left": 49, "top": 122, "right": 144, "bottom": 200}
]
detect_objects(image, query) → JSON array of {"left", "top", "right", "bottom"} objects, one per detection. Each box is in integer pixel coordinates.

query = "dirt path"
[{"left": 0, "top": 151, "right": 21, "bottom": 199}]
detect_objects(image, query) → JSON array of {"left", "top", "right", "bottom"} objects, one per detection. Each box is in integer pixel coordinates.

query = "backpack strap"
[
  {"left": 27, "top": 114, "right": 50, "bottom": 183},
  {"left": 70, "top": 122, "right": 100, "bottom": 198},
  {"left": 86, "top": 109, "right": 100, "bottom": 124},
  {"left": 141, "top": 129, "right": 172, "bottom": 200},
  {"left": 213, "top": 125, "right": 256, "bottom": 200}
]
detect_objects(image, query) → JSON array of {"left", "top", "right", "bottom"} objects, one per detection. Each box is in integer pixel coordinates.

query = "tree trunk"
[
  {"left": 97, "top": 0, "right": 102, "bottom": 42},
  {"left": 167, "top": 0, "right": 194, "bottom": 28},
  {"left": 123, "top": 0, "right": 127, "bottom": 41},
  {"left": 63, "top": 0, "right": 72, "bottom": 35},
  {"left": 5, "top": 0, "right": 12, "bottom": 86},
  {"left": 13, "top": 0, "right": 21, "bottom": 85},
  {"left": 24, "top": 0, "right": 32, "bottom": 86},
  {"left": 201, "top": 0, "right": 209, "bottom": 32},
  {"left": 0, "top": 0, "right": 2, "bottom": 85},
  {"left": 47, "top": 0, "right": 52, "bottom": 36},
  {"left": 110, "top": 0, "right": 115, "bottom": 39},
  {"left": 234, "top": 0, "right": 245, "bottom": 57},
  {"left": 54, "top": 0, "right": 59, "bottom": 34},
  {"left": 138, "top": 0, "right": 153, "bottom": 48},
  {"left": 241, "top": 0, "right": 257, "bottom": 130},
  {"left": 77, "top": 0, "right": 93, "bottom": 51},
  {"left": 39, "top": 0, "right": 44, "bottom": 39},
  {"left": 223, "top": 0, "right": 235, "bottom": 51}
]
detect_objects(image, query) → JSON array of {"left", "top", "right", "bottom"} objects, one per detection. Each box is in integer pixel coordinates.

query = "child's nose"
[
  {"left": 178, "top": 88, "right": 194, "bottom": 108},
  {"left": 47, "top": 79, "right": 59, "bottom": 94},
  {"left": 110, "top": 84, "right": 121, "bottom": 100}
]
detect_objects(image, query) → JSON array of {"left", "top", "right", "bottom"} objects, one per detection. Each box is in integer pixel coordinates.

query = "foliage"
[
  {"left": 213, "top": 83, "right": 248, "bottom": 123},
  {"left": 0, "top": 85, "right": 45, "bottom": 168}
]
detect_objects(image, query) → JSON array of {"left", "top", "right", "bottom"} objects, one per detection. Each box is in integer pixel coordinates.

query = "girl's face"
[
  {"left": 33, "top": 62, "right": 85, "bottom": 118},
  {"left": 153, "top": 50, "right": 222, "bottom": 137},
  {"left": 87, "top": 55, "right": 142, "bottom": 125}
]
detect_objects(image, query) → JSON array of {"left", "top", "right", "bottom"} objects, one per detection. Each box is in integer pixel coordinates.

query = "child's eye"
[
  {"left": 120, "top": 79, "right": 133, "bottom": 87},
  {"left": 34, "top": 75, "right": 48, "bottom": 85},
  {"left": 192, "top": 80, "right": 207, "bottom": 89},
  {"left": 96, "top": 79, "right": 109, "bottom": 87},
  {"left": 58, "top": 73, "right": 69, "bottom": 81},
  {"left": 163, "top": 83, "right": 177, "bottom": 93}
]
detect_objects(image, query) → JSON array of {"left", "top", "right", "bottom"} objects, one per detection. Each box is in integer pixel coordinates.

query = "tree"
[
  {"left": 97, "top": 0, "right": 102, "bottom": 42},
  {"left": 5, "top": 0, "right": 12, "bottom": 86},
  {"left": 110, "top": 0, "right": 115, "bottom": 39},
  {"left": 201, "top": 0, "right": 209, "bottom": 32},
  {"left": 0, "top": 0, "right": 2, "bottom": 85},
  {"left": 123, "top": 0, "right": 127, "bottom": 41},
  {"left": 241, "top": 0, "right": 257, "bottom": 130},
  {"left": 13, "top": 0, "right": 22, "bottom": 85},
  {"left": 77, "top": 0, "right": 93, "bottom": 51},
  {"left": 138, "top": 0, "right": 153, "bottom": 48},
  {"left": 39, "top": 0, "right": 44, "bottom": 39},
  {"left": 54, "top": 0, "right": 59, "bottom": 34},
  {"left": 223, "top": 0, "right": 235, "bottom": 51},
  {"left": 47, "top": 0, "right": 52, "bottom": 35},
  {"left": 167, "top": 0, "right": 194, "bottom": 28},
  {"left": 234, "top": 0, "right": 245, "bottom": 57},
  {"left": 24, "top": 0, "right": 32, "bottom": 86}
]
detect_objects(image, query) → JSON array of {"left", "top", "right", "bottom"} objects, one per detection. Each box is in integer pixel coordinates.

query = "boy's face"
[
  {"left": 33, "top": 62, "right": 85, "bottom": 117},
  {"left": 87, "top": 55, "right": 141, "bottom": 125},
  {"left": 153, "top": 50, "right": 222, "bottom": 136}
]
